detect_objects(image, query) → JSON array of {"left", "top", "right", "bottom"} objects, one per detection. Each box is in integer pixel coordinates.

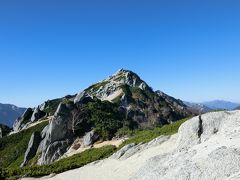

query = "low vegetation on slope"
[
  {"left": 78, "top": 100, "right": 125, "bottom": 139},
  {"left": 119, "top": 117, "right": 189, "bottom": 148},
  {"left": 0, "top": 121, "right": 49, "bottom": 168},
  {"left": 0, "top": 117, "right": 189, "bottom": 179},
  {"left": 0, "top": 145, "right": 116, "bottom": 179},
  {"left": 0, "top": 124, "right": 11, "bottom": 138}
]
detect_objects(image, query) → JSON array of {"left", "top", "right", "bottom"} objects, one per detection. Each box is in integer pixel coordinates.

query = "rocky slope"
[
  {"left": 11, "top": 69, "right": 191, "bottom": 166},
  {"left": 0, "top": 103, "right": 26, "bottom": 127},
  {"left": 45, "top": 110, "right": 240, "bottom": 180},
  {"left": 76, "top": 69, "right": 190, "bottom": 126}
]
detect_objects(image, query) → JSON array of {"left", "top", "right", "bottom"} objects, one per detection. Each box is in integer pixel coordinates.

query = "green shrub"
[
  {"left": 1, "top": 145, "right": 116, "bottom": 178},
  {"left": 72, "top": 100, "right": 125, "bottom": 139},
  {"left": 86, "top": 81, "right": 109, "bottom": 92},
  {"left": 87, "top": 100, "right": 124, "bottom": 139},
  {"left": 120, "top": 85, "right": 134, "bottom": 103},
  {"left": 116, "top": 127, "right": 135, "bottom": 137},
  {"left": 43, "top": 98, "right": 62, "bottom": 115},
  {"left": 119, "top": 117, "right": 189, "bottom": 148},
  {"left": 130, "top": 87, "right": 147, "bottom": 101},
  {"left": 0, "top": 121, "right": 49, "bottom": 168}
]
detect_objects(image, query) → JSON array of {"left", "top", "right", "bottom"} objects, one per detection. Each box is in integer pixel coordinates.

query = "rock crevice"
[{"left": 198, "top": 115, "right": 203, "bottom": 142}]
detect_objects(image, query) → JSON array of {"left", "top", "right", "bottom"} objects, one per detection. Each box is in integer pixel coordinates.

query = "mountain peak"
[
  {"left": 113, "top": 68, "right": 140, "bottom": 77},
  {"left": 114, "top": 68, "right": 131, "bottom": 75},
  {"left": 105, "top": 69, "right": 149, "bottom": 90},
  {"left": 108, "top": 68, "right": 141, "bottom": 81},
  {"left": 81, "top": 69, "right": 152, "bottom": 102},
  {"left": 74, "top": 69, "right": 190, "bottom": 121}
]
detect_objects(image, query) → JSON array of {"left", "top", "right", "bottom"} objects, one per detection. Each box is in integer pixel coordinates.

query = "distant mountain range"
[
  {"left": 184, "top": 101, "right": 212, "bottom": 114},
  {"left": 202, "top": 100, "right": 240, "bottom": 110},
  {"left": 0, "top": 103, "right": 26, "bottom": 127},
  {"left": 234, "top": 106, "right": 240, "bottom": 110},
  {"left": 184, "top": 100, "right": 240, "bottom": 113}
]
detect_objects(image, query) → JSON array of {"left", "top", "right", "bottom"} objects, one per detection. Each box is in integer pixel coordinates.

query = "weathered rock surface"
[
  {"left": 77, "top": 69, "right": 191, "bottom": 127},
  {"left": 112, "top": 136, "right": 170, "bottom": 160},
  {"left": 38, "top": 103, "right": 74, "bottom": 165},
  {"left": 30, "top": 107, "right": 46, "bottom": 122},
  {"left": 74, "top": 91, "right": 93, "bottom": 104},
  {"left": 21, "top": 132, "right": 42, "bottom": 167},
  {"left": 45, "top": 110, "right": 240, "bottom": 180},
  {"left": 39, "top": 102, "right": 47, "bottom": 111},
  {"left": 132, "top": 110, "right": 240, "bottom": 180},
  {"left": 40, "top": 140, "right": 71, "bottom": 165},
  {"left": 13, "top": 108, "right": 33, "bottom": 132},
  {"left": 83, "top": 130, "right": 99, "bottom": 147}
]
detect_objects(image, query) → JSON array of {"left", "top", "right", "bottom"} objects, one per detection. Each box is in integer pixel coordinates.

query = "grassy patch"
[
  {"left": 0, "top": 121, "right": 49, "bottom": 168},
  {"left": 86, "top": 100, "right": 125, "bottom": 139},
  {"left": 209, "top": 109, "right": 226, "bottom": 112},
  {"left": 86, "top": 81, "right": 109, "bottom": 93},
  {"left": 43, "top": 98, "right": 62, "bottom": 115},
  {"left": 130, "top": 87, "right": 148, "bottom": 101},
  {"left": 119, "top": 118, "right": 189, "bottom": 148}
]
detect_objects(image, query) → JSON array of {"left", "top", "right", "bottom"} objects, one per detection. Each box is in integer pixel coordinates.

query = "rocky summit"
[
  {"left": 5, "top": 69, "right": 191, "bottom": 166},
  {"left": 75, "top": 69, "right": 190, "bottom": 126}
]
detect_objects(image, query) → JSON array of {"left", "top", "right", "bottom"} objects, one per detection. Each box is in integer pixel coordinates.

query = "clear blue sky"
[{"left": 0, "top": 0, "right": 240, "bottom": 107}]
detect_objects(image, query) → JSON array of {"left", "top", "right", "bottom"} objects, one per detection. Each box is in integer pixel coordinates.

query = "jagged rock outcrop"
[
  {"left": 13, "top": 108, "right": 33, "bottom": 132},
  {"left": 74, "top": 91, "right": 93, "bottom": 104},
  {"left": 30, "top": 107, "right": 46, "bottom": 122},
  {"left": 83, "top": 130, "right": 99, "bottom": 147},
  {"left": 21, "top": 132, "right": 42, "bottom": 167},
  {"left": 38, "top": 103, "right": 74, "bottom": 165},
  {"left": 39, "top": 102, "right": 47, "bottom": 111}
]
